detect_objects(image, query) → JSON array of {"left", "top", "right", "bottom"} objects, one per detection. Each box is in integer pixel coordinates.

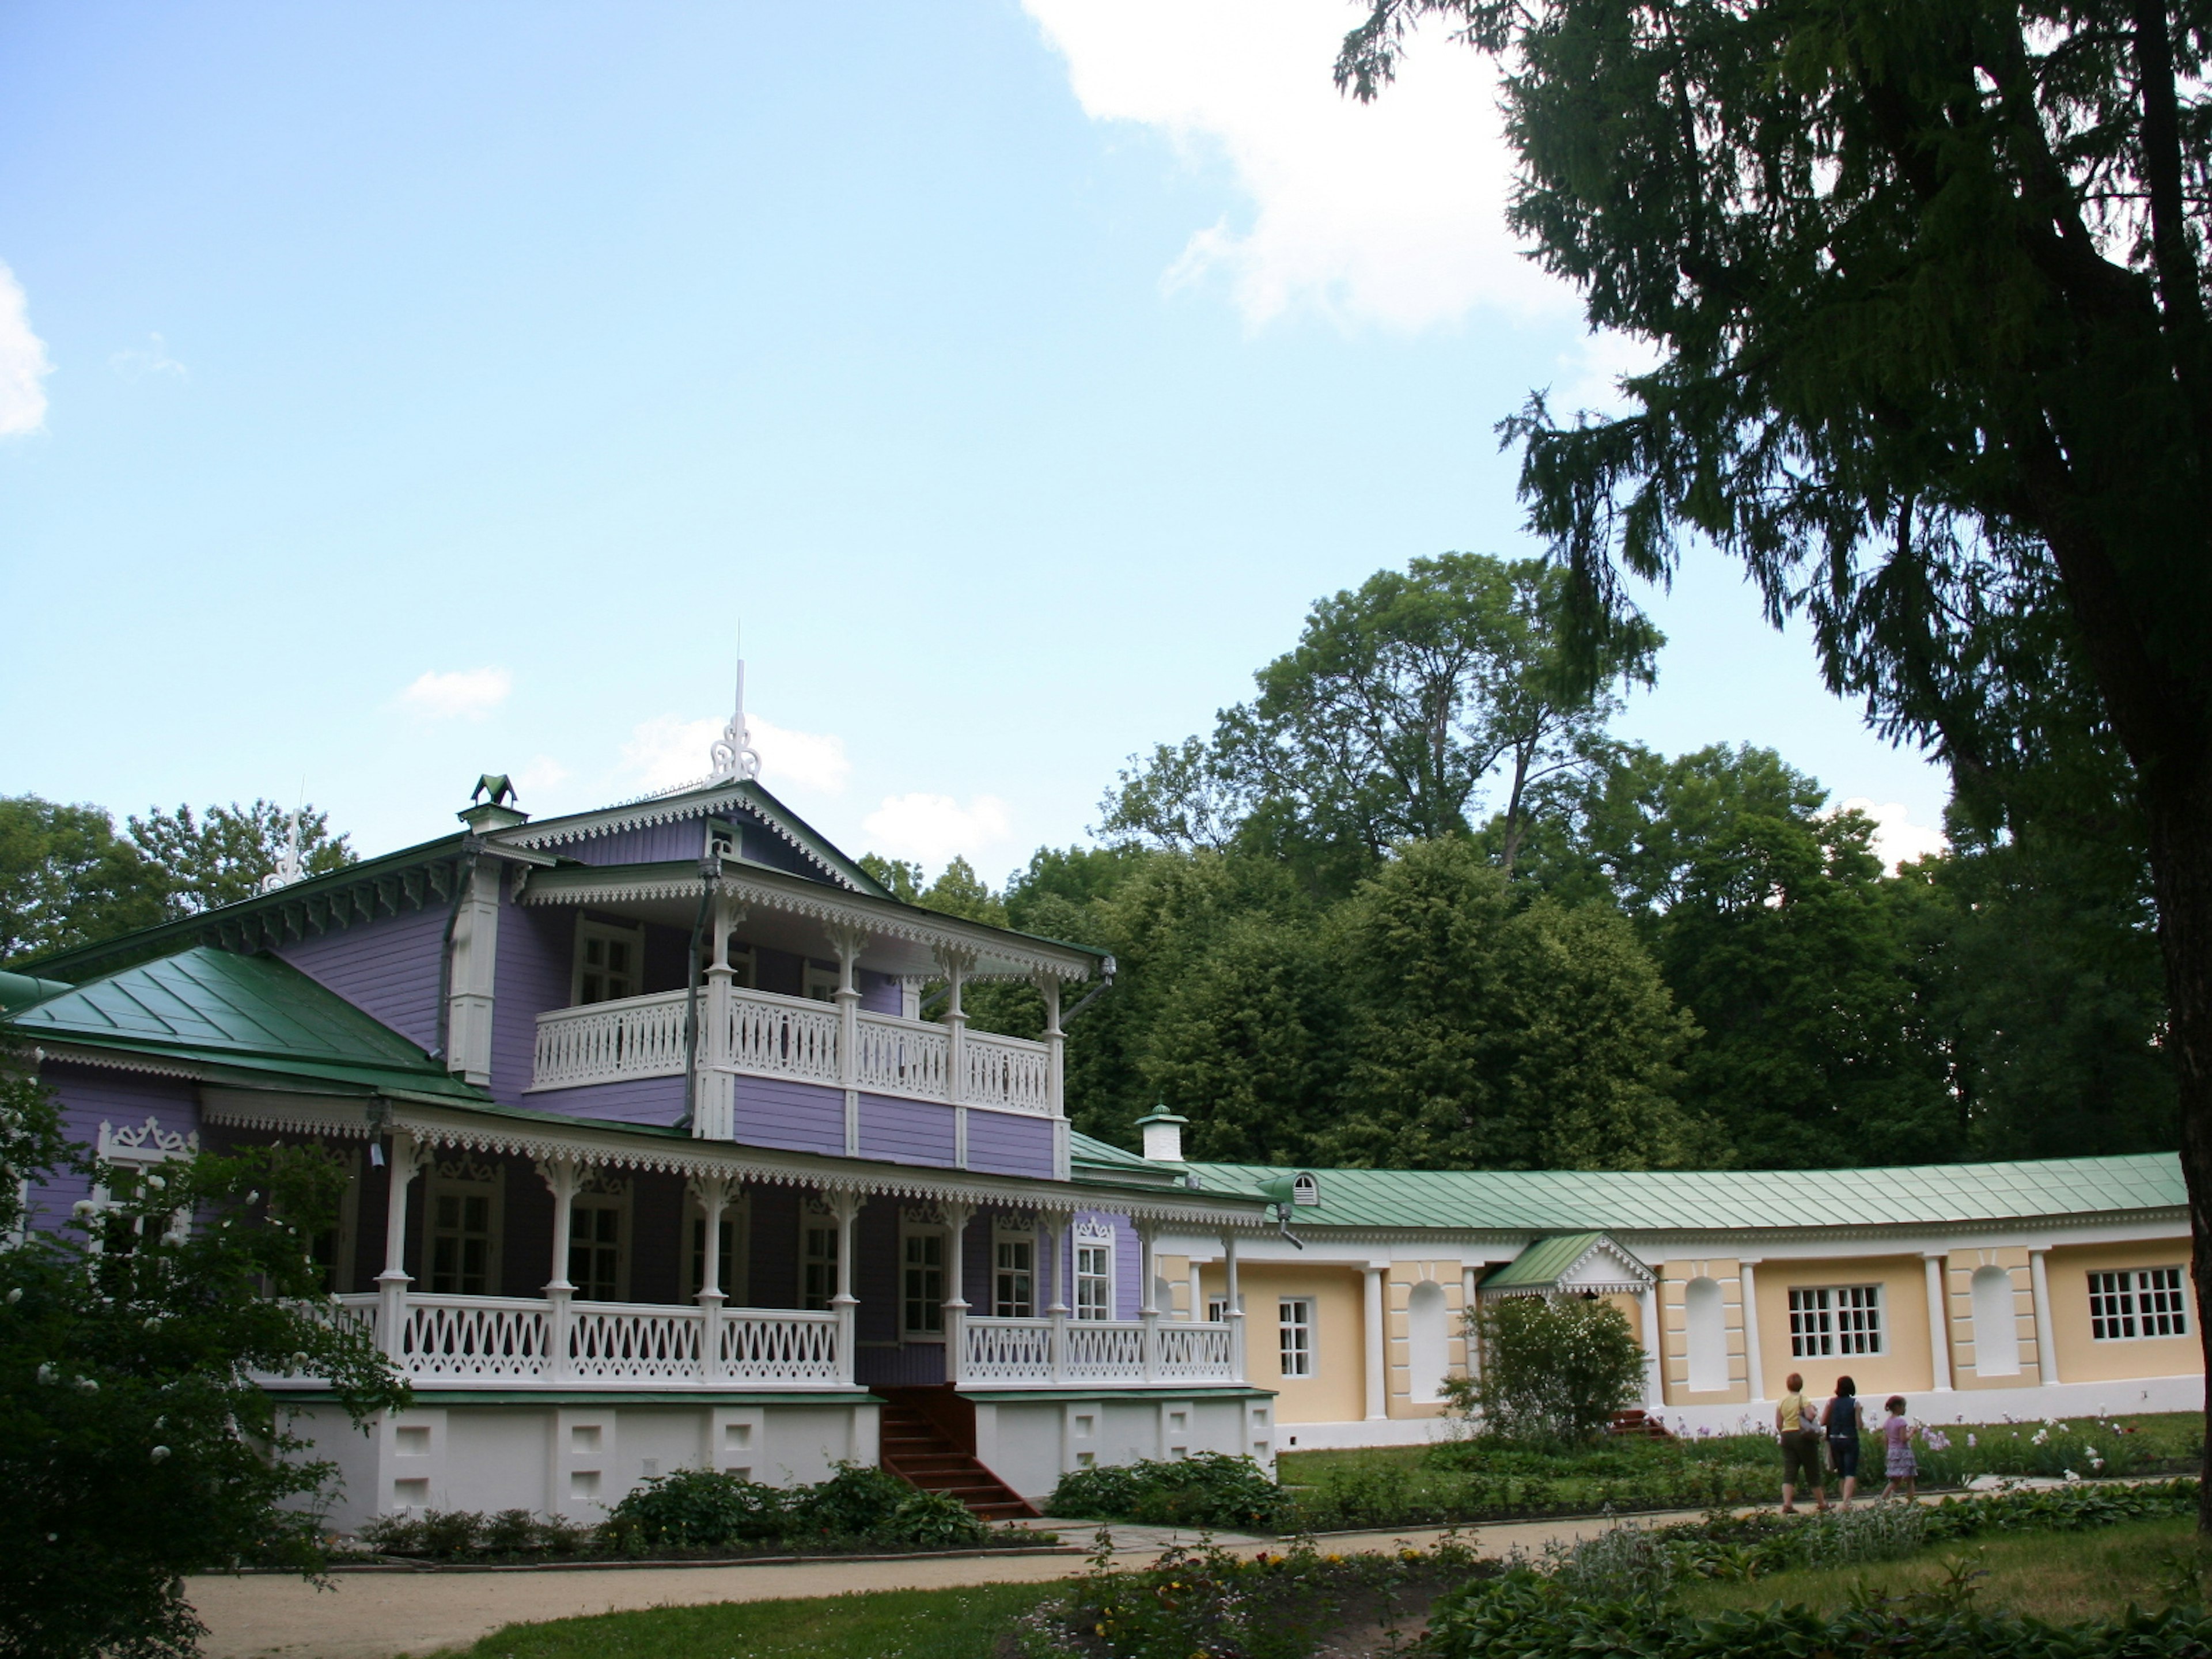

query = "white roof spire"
[
  {"left": 260, "top": 800, "right": 305, "bottom": 893},
  {"left": 708, "top": 643, "right": 762, "bottom": 783}
]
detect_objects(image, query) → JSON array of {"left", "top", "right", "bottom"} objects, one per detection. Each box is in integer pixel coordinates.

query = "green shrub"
[
  {"left": 414, "top": 1509, "right": 487, "bottom": 1559},
  {"left": 355, "top": 1512, "right": 423, "bottom": 1556},
  {"left": 481, "top": 1509, "right": 541, "bottom": 1556},
  {"left": 886, "top": 1487, "right": 992, "bottom": 1548},
  {"left": 1047, "top": 1453, "right": 1289, "bottom": 1531},
  {"left": 602, "top": 1467, "right": 790, "bottom": 1552},
  {"left": 1442, "top": 1296, "right": 1646, "bottom": 1446}
]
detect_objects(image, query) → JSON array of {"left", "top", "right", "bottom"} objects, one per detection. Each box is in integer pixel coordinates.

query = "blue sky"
[{"left": 0, "top": 0, "right": 1949, "bottom": 881}]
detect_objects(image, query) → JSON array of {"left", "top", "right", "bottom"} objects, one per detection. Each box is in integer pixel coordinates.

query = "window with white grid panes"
[
  {"left": 902, "top": 1228, "right": 945, "bottom": 1336},
  {"left": 426, "top": 1166, "right": 501, "bottom": 1296},
  {"left": 1074, "top": 1240, "right": 1113, "bottom": 1320},
  {"left": 994, "top": 1229, "right": 1035, "bottom": 1317},
  {"left": 572, "top": 919, "right": 644, "bottom": 1006},
  {"left": 2089, "top": 1267, "right": 2190, "bottom": 1339},
  {"left": 1787, "top": 1285, "right": 1883, "bottom": 1358},
  {"left": 569, "top": 1195, "right": 625, "bottom": 1301},
  {"left": 801, "top": 1216, "right": 839, "bottom": 1312},
  {"left": 1279, "top": 1297, "right": 1316, "bottom": 1378}
]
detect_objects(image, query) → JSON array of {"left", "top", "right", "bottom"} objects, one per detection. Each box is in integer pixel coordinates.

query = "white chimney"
[{"left": 1137, "top": 1108, "right": 1188, "bottom": 1164}]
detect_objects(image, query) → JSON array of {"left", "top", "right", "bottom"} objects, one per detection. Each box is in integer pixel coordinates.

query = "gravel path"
[{"left": 185, "top": 1510, "right": 1657, "bottom": 1659}]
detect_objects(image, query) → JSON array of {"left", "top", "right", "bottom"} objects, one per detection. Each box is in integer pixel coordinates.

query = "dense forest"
[{"left": 1, "top": 556, "right": 2172, "bottom": 1173}]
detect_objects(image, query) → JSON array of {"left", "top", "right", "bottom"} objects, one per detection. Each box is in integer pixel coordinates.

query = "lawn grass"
[
  {"left": 1276, "top": 1444, "right": 1429, "bottom": 1480},
  {"left": 421, "top": 1581, "right": 1056, "bottom": 1659},
  {"left": 1675, "top": 1514, "right": 2199, "bottom": 1624}
]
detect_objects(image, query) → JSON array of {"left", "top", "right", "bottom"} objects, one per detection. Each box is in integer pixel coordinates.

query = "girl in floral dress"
[{"left": 1880, "top": 1396, "right": 1917, "bottom": 1501}]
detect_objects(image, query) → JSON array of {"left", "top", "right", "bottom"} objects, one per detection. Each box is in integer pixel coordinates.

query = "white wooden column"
[
  {"left": 1039, "top": 975, "right": 1070, "bottom": 1179},
  {"left": 1924, "top": 1252, "right": 1954, "bottom": 1391},
  {"left": 938, "top": 949, "right": 973, "bottom": 1165},
  {"left": 829, "top": 925, "right": 869, "bottom": 1157},
  {"left": 2029, "top": 1247, "right": 2061, "bottom": 1385},
  {"left": 941, "top": 1200, "right": 974, "bottom": 1385},
  {"left": 827, "top": 1190, "right": 864, "bottom": 1389},
  {"left": 1224, "top": 1230, "right": 1245, "bottom": 1385},
  {"left": 1362, "top": 1266, "right": 1388, "bottom": 1422},
  {"left": 445, "top": 858, "right": 502, "bottom": 1085},
  {"left": 1460, "top": 1264, "right": 1483, "bottom": 1396},
  {"left": 1738, "top": 1258, "right": 1766, "bottom": 1401},
  {"left": 1639, "top": 1281, "right": 1665, "bottom": 1410},
  {"left": 1137, "top": 1219, "right": 1161, "bottom": 1382},
  {"left": 376, "top": 1132, "right": 427, "bottom": 1360},
  {"left": 691, "top": 1174, "right": 732, "bottom": 1385},
  {"left": 1040, "top": 1210, "right": 1070, "bottom": 1385},
  {"left": 537, "top": 1157, "right": 582, "bottom": 1382}
]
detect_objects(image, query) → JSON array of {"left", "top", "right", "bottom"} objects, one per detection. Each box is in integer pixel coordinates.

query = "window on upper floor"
[
  {"left": 2089, "top": 1268, "right": 2190, "bottom": 1340},
  {"left": 573, "top": 918, "right": 645, "bottom": 1006},
  {"left": 1789, "top": 1285, "right": 1883, "bottom": 1358}
]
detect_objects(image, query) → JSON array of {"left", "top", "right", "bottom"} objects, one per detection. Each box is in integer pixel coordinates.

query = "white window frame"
[
  {"left": 1074, "top": 1226, "right": 1114, "bottom": 1321},
  {"left": 424, "top": 1158, "right": 503, "bottom": 1296},
  {"left": 1206, "top": 1297, "right": 1228, "bottom": 1324},
  {"left": 993, "top": 1221, "right": 1036, "bottom": 1319},
  {"left": 804, "top": 963, "right": 841, "bottom": 1003},
  {"left": 900, "top": 1220, "right": 948, "bottom": 1340},
  {"left": 300, "top": 1145, "right": 362, "bottom": 1294},
  {"left": 88, "top": 1118, "right": 199, "bottom": 1249},
  {"left": 684, "top": 1189, "right": 750, "bottom": 1303},
  {"left": 1787, "top": 1283, "right": 1884, "bottom": 1358},
  {"left": 2089, "top": 1267, "right": 2191, "bottom": 1340},
  {"left": 567, "top": 1180, "right": 631, "bottom": 1303},
  {"left": 799, "top": 1202, "right": 840, "bottom": 1313},
  {"left": 572, "top": 916, "right": 646, "bottom": 1006},
  {"left": 1279, "top": 1297, "right": 1316, "bottom": 1378}
]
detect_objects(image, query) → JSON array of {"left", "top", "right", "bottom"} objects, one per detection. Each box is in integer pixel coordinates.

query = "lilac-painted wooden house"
[{"left": 3, "top": 718, "right": 1275, "bottom": 1524}]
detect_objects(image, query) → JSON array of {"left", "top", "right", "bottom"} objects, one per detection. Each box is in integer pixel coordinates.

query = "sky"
[{"left": 0, "top": 0, "right": 1950, "bottom": 882}]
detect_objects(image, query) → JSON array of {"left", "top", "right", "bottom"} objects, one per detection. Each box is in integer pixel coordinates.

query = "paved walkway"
[{"left": 185, "top": 1509, "right": 1668, "bottom": 1659}]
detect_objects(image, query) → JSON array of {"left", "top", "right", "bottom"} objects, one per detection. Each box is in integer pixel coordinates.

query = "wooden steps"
[
  {"left": 877, "top": 1387, "right": 1038, "bottom": 1521},
  {"left": 1608, "top": 1407, "right": 1674, "bottom": 1440}
]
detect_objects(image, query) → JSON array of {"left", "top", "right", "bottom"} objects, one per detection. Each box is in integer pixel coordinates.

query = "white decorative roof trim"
[
  {"left": 196, "top": 1096, "right": 1264, "bottom": 1228},
  {"left": 495, "top": 789, "right": 857, "bottom": 891},
  {"left": 520, "top": 866, "right": 1097, "bottom": 983},
  {"left": 38, "top": 1044, "right": 207, "bottom": 1083}
]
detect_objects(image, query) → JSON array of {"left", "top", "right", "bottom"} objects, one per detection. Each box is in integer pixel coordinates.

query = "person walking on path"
[
  {"left": 1879, "top": 1396, "right": 1919, "bottom": 1502},
  {"left": 1822, "top": 1376, "right": 1867, "bottom": 1509},
  {"left": 1776, "top": 1371, "right": 1827, "bottom": 1514}
]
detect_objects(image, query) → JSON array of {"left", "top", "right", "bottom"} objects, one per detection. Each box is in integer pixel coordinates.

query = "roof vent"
[
  {"left": 459, "top": 772, "right": 528, "bottom": 832},
  {"left": 1135, "top": 1106, "right": 1188, "bottom": 1164}
]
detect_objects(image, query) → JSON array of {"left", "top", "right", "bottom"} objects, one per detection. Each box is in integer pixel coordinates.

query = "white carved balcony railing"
[
  {"left": 271, "top": 1294, "right": 855, "bottom": 1391},
  {"left": 533, "top": 994, "right": 688, "bottom": 1087},
  {"left": 530, "top": 985, "right": 1056, "bottom": 1117},
  {"left": 959, "top": 1317, "right": 1238, "bottom": 1387}
]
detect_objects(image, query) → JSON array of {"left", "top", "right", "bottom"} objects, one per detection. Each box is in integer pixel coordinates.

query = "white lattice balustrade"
[
  {"left": 567, "top": 1302, "right": 704, "bottom": 1382},
  {"left": 853, "top": 1016, "right": 949, "bottom": 1099},
  {"left": 963, "top": 1031, "right": 1054, "bottom": 1115},
  {"left": 720, "top": 1310, "right": 842, "bottom": 1383},
  {"left": 960, "top": 1317, "right": 1237, "bottom": 1385},
  {"left": 399, "top": 1294, "right": 553, "bottom": 1381},
  {"left": 533, "top": 992, "right": 689, "bottom": 1088},
  {"left": 725, "top": 993, "right": 840, "bottom": 1085},
  {"left": 963, "top": 1317, "right": 1056, "bottom": 1382}
]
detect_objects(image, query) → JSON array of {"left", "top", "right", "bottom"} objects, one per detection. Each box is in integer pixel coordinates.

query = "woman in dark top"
[{"left": 1822, "top": 1376, "right": 1866, "bottom": 1509}]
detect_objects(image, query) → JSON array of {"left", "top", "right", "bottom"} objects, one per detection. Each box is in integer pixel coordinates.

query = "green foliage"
[
  {"left": 1445, "top": 1294, "right": 1648, "bottom": 1445},
  {"left": 593, "top": 1464, "right": 988, "bottom": 1555},
  {"left": 0, "top": 797, "right": 169, "bottom": 967},
  {"left": 1015, "top": 1533, "right": 1475, "bottom": 1659},
  {"left": 0, "top": 1064, "right": 407, "bottom": 1659},
  {"left": 125, "top": 800, "right": 354, "bottom": 916},
  {"left": 1046, "top": 1453, "right": 1291, "bottom": 1531}
]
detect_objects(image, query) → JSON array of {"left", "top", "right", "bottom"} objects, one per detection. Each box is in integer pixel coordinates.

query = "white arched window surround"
[
  {"left": 1684, "top": 1275, "right": 1728, "bottom": 1393},
  {"left": 1971, "top": 1264, "right": 2022, "bottom": 1377},
  {"left": 1406, "top": 1280, "right": 1450, "bottom": 1403}
]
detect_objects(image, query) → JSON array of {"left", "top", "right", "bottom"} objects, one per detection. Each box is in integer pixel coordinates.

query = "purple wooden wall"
[
  {"left": 736, "top": 816, "right": 820, "bottom": 880},
  {"left": 530, "top": 1074, "right": 686, "bottom": 1127},
  {"left": 561, "top": 819, "right": 707, "bottom": 868},
  {"left": 856, "top": 970, "right": 900, "bottom": 1016},
  {"left": 28, "top": 1062, "right": 200, "bottom": 1232},
  {"left": 965, "top": 1111, "right": 1054, "bottom": 1179},
  {"left": 490, "top": 897, "right": 573, "bottom": 1102},
  {"left": 275, "top": 903, "right": 447, "bottom": 1054},
  {"left": 857, "top": 1093, "right": 955, "bottom": 1167},
  {"left": 729, "top": 1075, "right": 844, "bottom": 1156}
]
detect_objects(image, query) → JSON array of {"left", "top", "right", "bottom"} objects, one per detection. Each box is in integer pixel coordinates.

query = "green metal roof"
[
  {"left": 0, "top": 969, "right": 70, "bottom": 1013},
  {"left": 3, "top": 945, "right": 485, "bottom": 1103},
  {"left": 1183, "top": 1153, "right": 2186, "bottom": 1233},
  {"left": 1483, "top": 1233, "right": 1611, "bottom": 1290}
]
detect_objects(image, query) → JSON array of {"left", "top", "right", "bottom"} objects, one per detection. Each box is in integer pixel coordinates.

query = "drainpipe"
[
  {"left": 433, "top": 836, "right": 484, "bottom": 1065},
  {"left": 680, "top": 858, "right": 718, "bottom": 1129}
]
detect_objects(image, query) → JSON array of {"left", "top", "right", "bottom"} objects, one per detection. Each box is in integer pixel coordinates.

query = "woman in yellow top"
[{"left": 1775, "top": 1370, "right": 1828, "bottom": 1514}]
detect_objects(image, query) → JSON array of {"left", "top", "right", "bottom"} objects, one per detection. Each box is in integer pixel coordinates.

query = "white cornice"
[
  {"left": 494, "top": 791, "right": 855, "bottom": 891},
  {"left": 37, "top": 1044, "right": 206, "bottom": 1082}
]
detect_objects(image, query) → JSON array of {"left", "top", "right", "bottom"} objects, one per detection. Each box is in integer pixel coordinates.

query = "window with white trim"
[
  {"left": 2089, "top": 1268, "right": 2190, "bottom": 1340},
  {"left": 804, "top": 963, "right": 841, "bottom": 1003},
  {"left": 85, "top": 1118, "right": 198, "bottom": 1252},
  {"left": 1074, "top": 1237, "right": 1113, "bottom": 1321},
  {"left": 994, "top": 1225, "right": 1035, "bottom": 1318},
  {"left": 569, "top": 1190, "right": 628, "bottom": 1302},
  {"left": 572, "top": 918, "right": 645, "bottom": 1005},
  {"left": 425, "top": 1160, "right": 502, "bottom": 1296},
  {"left": 902, "top": 1227, "right": 945, "bottom": 1337},
  {"left": 1279, "top": 1297, "right": 1316, "bottom": 1378},
  {"left": 1788, "top": 1285, "right": 1883, "bottom": 1358},
  {"left": 800, "top": 1210, "right": 840, "bottom": 1312},
  {"left": 1206, "top": 1297, "right": 1228, "bottom": 1324}
]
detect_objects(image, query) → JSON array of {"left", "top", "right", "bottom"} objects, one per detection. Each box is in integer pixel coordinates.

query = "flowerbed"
[{"left": 354, "top": 1464, "right": 1020, "bottom": 1562}]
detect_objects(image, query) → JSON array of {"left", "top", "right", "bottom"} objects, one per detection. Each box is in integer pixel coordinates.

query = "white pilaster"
[
  {"left": 830, "top": 925, "right": 867, "bottom": 1158},
  {"left": 1362, "top": 1265, "right": 1388, "bottom": 1422},
  {"left": 537, "top": 1158, "right": 582, "bottom": 1383},
  {"left": 446, "top": 858, "right": 502, "bottom": 1085},
  {"left": 2029, "top": 1247, "right": 2060, "bottom": 1385},
  {"left": 941, "top": 1200, "right": 973, "bottom": 1387},
  {"left": 1639, "top": 1282, "right": 1665, "bottom": 1409},
  {"left": 827, "top": 1188, "right": 864, "bottom": 1389},
  {"left": 1738, "top": 1258, "right": 1765, "bottom": 1402},
  {"left": 1924, "top": 1252, "right": 1954, "bottom": 1391},
  {"left": 376, "top": 1132, "right": 428, "bottom": 1361},
  {"left": 1224, "top": 1230, "right": 1245, "bottom": 1385}
]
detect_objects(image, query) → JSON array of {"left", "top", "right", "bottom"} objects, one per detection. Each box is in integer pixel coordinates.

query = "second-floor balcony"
[{"left": 530, "top": 983, "right": 1056, "bottom": 1118}]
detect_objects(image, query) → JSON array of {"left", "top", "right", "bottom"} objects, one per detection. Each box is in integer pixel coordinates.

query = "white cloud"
[
  {"left": 618, "top": 712, "right": 851, "bottom": 797},
  {"left": 1838, "top": 797, "right": 1949, "bottom": 872},
  {"left": 750, "top": 715, "right": 851, "bottom": 796},
  {"left": 0, "top": 261, "right": 54, "bottom": 436},
  {"left": 513, "top": 755, "right": 571, "bottom": 796},
  {"left": 1025, "top": 0, "right": 1563, "bottom": 329},
  {"left": 1555, "top": 329, "right": 1664, "bottom": 419},
  {"left": 398, "top": 666, "right": 513, "bottom": 720},
  {"left": 109, "top": 332, "right": 187, "bottom": 380},
  {"left": 861, "top": 793, "right": 1014, "bottom": 868}
]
